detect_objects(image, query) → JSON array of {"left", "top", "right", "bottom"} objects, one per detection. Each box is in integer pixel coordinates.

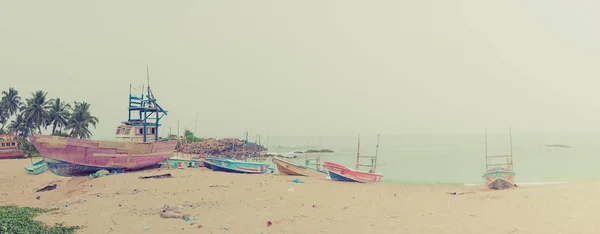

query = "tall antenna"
[
  {"left": 146, "top": 66, "right": 150, "bottom": 89},
  {"left": 485, "top": 128, "right": 488, "bottom": 170}
]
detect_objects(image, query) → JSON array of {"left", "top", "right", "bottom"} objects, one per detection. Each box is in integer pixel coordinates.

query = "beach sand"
[{"left": 0, "top": 159, "right": 597, "bottom": 234}]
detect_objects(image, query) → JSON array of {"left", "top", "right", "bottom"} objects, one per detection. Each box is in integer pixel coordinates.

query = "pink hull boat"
[{"left": 30, "top": 135, "right": 177, "bottom": 176}]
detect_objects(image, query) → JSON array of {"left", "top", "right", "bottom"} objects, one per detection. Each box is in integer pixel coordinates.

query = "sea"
[{"left": 262, "top": 133, "right": 600, "bottom": 186}]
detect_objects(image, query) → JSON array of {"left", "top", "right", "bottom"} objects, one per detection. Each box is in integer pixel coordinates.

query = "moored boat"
[
  {"left": 30, "top": 77, "right": 177, "bottom": 177},
  {"left": 272, "top": 157, "right": 326, "bottom": 177},
  {"left": 0, "top": 134, "right": 24, "bottom": 159},
  {"left": 204, "top": 156, "right": 272, "bottom": 174},
  {"left": 24, "top": 159, "right": 48, "bottom": 175}
]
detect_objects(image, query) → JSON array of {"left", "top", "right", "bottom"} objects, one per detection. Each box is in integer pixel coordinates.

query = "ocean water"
[{"left": 264, "top": 133, "right": 600, "bottom": 185}]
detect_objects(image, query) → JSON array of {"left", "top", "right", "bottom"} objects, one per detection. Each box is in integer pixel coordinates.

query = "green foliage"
[
  {"left": 20, "top": 139, "right": 39, "bottom": 157},
  {"left": 0, "top": 205, "right": 79, "bottom": 234},
  {"left": 52, "top": 131, "right": 70, "bottom": 137},
  {"left": 184, "top": 129, "right": 202, "bottom": 143},
  {"left": 65, "top": 102, "right": 98, "bottom": 139},
  {"left": 22, "top": 91, "right": 52, "bottom": 133},
  {"left": 48, "top": 98, "right": 71, "bottom": 135},
  {"left": 1, "top": 88, "right": 98, "bottom": 140}
]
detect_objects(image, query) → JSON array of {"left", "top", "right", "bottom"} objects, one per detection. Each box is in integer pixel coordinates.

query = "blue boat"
[{"left": 203, "top": 156, "right": 272, "bottom": 174}]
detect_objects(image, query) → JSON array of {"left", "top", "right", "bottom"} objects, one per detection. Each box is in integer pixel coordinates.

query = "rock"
[
  {"left": 305, "top": 149, "right": 334, "bottom": 153},
  {"left": 180, "top": 138, "right": 267, "bottom": 159}
]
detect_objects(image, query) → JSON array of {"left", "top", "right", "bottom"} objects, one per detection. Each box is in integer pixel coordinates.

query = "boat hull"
[
  {"left": 272, "top": 157, "right": 326, "bottom": 177},
  {"left": 323, "top": 161, "right": 383, "bottom": 183},
  {"left": 0, "top": 149, "right": 25, "bottom": 159},
  {"left": 482, "top": 167, "right": 515, "bottom": 190},
  {"left": 30, "top": 135, "right": 177, "bottom": 177},
  {"left": 160, "top": 158, "right": 204, "bottom": 169},
  {"left": 204, "top": 157, "right": 271, "bottom": 174}
]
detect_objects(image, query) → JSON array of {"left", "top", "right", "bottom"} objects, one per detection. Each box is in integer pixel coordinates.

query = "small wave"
[{"left": 463, "top": 181, "right": 571, "bottom": 187}]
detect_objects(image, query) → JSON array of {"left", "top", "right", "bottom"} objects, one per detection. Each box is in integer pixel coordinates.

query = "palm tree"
[
  {"left": 23, "top": 91, "right": 51, "bottom": 133},
  {"left": 65, "top": 102, "right": 99, "bottom": 139},
  {"left": 0, "top": 87, "right": 23, "bottom": 130},
  {"left": 7, "top": 113, "right": 35, "bottom": 139},
  {"left": 48, "top": 98, "right": 71, "bottom": 135}
]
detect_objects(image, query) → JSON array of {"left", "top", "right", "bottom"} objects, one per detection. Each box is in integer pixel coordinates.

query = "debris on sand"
[
  {"left": 140, "top": 173, "right": 172, "bottom": 179},
  {"left": 160, "top": 205, "right": 190, "bottom": 220},
  {"left": 36, "top": 184, "right": 57, "bottom": 192}
]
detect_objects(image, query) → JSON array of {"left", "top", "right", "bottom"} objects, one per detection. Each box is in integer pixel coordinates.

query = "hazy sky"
[{"left": 2, "top": 1, "right": 600, "bottom": 139}]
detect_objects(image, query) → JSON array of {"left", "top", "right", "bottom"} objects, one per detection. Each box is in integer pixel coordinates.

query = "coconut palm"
[
  {"left": 22, "top": 91, "right": 51, "bottom": 133},
  {"left": 7, "top": 113, "right": 35, "bottom": 138},
  {"left": 65, "top": 102, "right": 98, "bottom": 139},
  {"left": 48, "top": 98, "right": 71, "bottom": 135},
  {"left": 0, "top": 87, "right": 23, "bottom": 130}
]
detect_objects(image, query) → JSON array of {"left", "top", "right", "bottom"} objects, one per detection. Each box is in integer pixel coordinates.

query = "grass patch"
[{"left": 0, "top": 205, "right": 80, "bottom": 234}]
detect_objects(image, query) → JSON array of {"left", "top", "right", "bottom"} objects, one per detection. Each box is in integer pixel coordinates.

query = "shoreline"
[{"left": 1, "top": 158, "right": 597, "bottom": 233}]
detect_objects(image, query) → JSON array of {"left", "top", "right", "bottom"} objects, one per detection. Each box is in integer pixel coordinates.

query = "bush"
[{"left": 0, "top": 206, "right": 79, "bottom": 234}]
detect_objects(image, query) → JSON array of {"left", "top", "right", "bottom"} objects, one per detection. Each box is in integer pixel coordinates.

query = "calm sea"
[{"left": 263, "top": 133, "right": 600, "bottom": 185}]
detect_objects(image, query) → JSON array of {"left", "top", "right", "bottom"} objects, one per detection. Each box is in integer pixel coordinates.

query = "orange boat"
[{"left": 0, "top": 134, "right": 24, "bottom": 159}]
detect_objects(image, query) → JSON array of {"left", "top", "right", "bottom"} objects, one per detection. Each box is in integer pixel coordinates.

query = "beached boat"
[
  {"left": 272, "top": 157, "right": 326, "bottom": 177},
  {"left": 161, "top": 158, "right": 204, "bottom": 169},
  {"left": 323, "top": 161, "right": 383, "bottom": 183},
  {"left": 203, "top": 156, "right": 272, "bottom": 174},
  {"left": 0, "top": 134, "right": 24, "bottom": 159},
  {"left": 323, "top": 135, "right": 384, "bottom": 183},
  {"left": 24, "top": 159, "right": 48, "bottom": 175},
  {"left": 30, "top": 79, "right": 177, "bottom": 177},
  {"left": 482, "top": 167, "right": 515, "bottom": 190},
  {"left": 482, "top": 128, "right": 516, "bottom": 190}
]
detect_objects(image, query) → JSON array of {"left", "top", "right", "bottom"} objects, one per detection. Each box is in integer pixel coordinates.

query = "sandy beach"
[{"left": 0, "top": 159, "right": 597, "bottom": 234}]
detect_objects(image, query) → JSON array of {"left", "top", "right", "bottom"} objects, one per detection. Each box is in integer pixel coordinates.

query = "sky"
[{"left": 1, "top": 1, "right": 600, "bottom": 139}]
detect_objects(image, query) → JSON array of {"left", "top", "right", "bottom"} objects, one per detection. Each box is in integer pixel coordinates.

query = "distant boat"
[
  {"left": 30, "top": 73, "right": 177, "bottom": 177},
  {"left": 323, "top": 162, "right": 383, "bottom": 183},
  {"left": 272, "top": 157, "right": 326, "bottom": 177},
  {"left": 0, "top": 134, "right": 24, "bottom": 159},
  {"left": 544, "top": 144, "right": 571, "bottom": 148},
  {"left": 203, "top": 156, "right": 272, "bottom": 174},
  {"left": 24, "top": 159, "right": 48, "bottom": 175}
]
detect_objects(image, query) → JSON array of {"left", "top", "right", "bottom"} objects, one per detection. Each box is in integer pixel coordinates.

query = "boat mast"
[
  {"left": 356, "top": 134, "right": 361, "bottom": 170},
  {"left": 373, "top": 134, "right": 380, "bottom": 171}
]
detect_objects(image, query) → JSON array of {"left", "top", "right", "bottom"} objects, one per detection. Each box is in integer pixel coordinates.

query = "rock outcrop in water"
[
  {"left": 180, "top": 138, "right": 267, "bottom": 158},
  {"left": 305, "top": 149, "right": 335, "bottom": 153}
]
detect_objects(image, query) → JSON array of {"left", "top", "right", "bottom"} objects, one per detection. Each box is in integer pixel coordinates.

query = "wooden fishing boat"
[
  {"left": 482, "top": 128, "right": 516, "bottom": 190},
  {"left": 24, "top": 159, "right": 48, "bottom": 175},
  {"left": 483, "top": 167, "right": 515, "bottom": 190},
  {"left": 323, "top": 161, "right": 383, "bottom": 183},
  {"left": 30, "top": 74, "right": 177, "bottom": 176},
  {"left": 203, "top": 156, "right": 272, "bottom": 174},
  {"left": 323, "top": 135, "right": 384, "bottom": 183},
  {"left": 160, "top": 158, "right": 204, "bottom": 169},
  {"left": 272, "top": 157, "right": 326, "bottom": 177},
  {"left": 0, "top": 134, "right": 24, "bottom": 159}
]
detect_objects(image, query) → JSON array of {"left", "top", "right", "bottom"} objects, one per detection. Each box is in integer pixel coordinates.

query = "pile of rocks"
[{"left": 180, "top": 138, "right": 267, "bottom": 158}]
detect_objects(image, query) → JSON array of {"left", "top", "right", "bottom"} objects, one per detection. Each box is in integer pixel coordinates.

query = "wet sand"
[{"left": 0, "top": 159, "right": 597, "bottom": 233}]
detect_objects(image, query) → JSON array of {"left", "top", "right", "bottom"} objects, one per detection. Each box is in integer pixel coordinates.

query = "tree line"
[{"left": 0, "top": 87, "right": 99, "bottom": 140}]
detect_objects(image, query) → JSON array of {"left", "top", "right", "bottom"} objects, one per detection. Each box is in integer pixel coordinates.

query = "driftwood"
[
  {"left": 36, "top": 184, "right": 57, "bottom": 192},
  {"left": 139, "top": 173, "right": 172, "bottom": 179}
]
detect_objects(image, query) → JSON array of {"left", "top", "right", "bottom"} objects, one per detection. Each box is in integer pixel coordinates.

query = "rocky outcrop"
[{"left": 180, "top": 138, "right": 266, "bottom": 158}]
